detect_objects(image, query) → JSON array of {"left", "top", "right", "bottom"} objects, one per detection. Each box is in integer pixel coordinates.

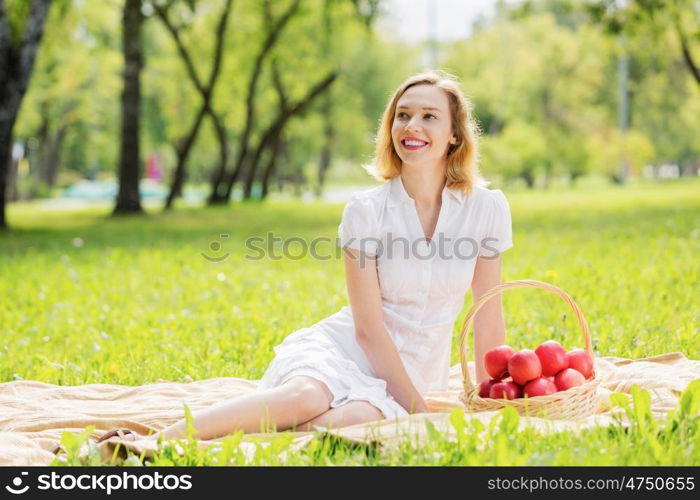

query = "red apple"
[
  {"left": 535, "top": 340, "right": 569, "bottom": 376},
  {"left": 489, "top": 381, "right": 523, "bottom": 400},
  {"left": 478, "top": 378, "right": 499, "bottom": 398},
  {"left": 523, "top": 377, "right": 558, "bottom": 397},
  {"left": 508, "top": 349, "right": 542, "bottom": 385},
  {"left": 554, "top": 368, "right": 586, "bottom": 391},
  {"left": 567, "top": 349, "right": 594, "bottom": 379},
  {"left": 484, "top": 345, "right": 515, "bottom": 379}
]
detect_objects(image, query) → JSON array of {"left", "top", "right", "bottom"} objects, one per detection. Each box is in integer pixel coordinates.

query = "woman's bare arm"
[
  {"left": 343, "top": 247, "right": 428, "bottom": 414},
  {"left": 471, "top": 254, "right": 507, "bottom": 383}
]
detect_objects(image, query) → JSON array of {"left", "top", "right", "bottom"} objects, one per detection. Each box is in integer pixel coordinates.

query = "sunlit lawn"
[{"left": 1, "top": 176, "right": 699, "bottom": 465}]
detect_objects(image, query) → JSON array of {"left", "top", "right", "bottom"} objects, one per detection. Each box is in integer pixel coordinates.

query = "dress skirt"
[{"left": 257, "top": 325, "right": 409, "bottom": 420}]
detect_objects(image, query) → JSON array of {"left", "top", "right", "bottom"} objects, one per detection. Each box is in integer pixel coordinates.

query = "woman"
[{"left": 98, "top": 70, "right": 512, "bottom": 444}]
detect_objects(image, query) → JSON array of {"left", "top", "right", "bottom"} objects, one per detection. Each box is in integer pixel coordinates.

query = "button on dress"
[{"left": 257, "top": 175, "right": 513, "bottom": 420}]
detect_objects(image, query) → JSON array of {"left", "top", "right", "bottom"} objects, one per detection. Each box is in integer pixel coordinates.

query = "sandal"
[
  {"left": 96, "top": 428, "right": 139, "bottom": 444},
  {"left": 50, "top": 428, "right": 138, "bottom": 457}
]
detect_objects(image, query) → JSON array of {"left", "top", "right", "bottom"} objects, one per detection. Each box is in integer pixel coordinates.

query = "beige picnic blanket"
[{"left": 1, "top": 352, "right": 698, "bottom": 466}]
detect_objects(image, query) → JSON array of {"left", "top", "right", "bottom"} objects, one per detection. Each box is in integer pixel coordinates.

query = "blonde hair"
[{"left": 364, "top": 70, "right": 489, "bottom": 194}]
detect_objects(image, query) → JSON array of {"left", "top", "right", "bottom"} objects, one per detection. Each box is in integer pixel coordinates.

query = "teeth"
[{"left": 404, "top": 140, "right": 427, "bottom": 147}]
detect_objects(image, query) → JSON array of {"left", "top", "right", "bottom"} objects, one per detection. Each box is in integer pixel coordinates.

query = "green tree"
[
  {"left": 586, "top": 125, "right": 655, "bottom": 179},
  {"left": 0, "top": 0, "right": 53, "bottom": 229},
  {"left": 588, "top": 0, "right": 700, "bottom": 88},
  {"left": 444, "top": 13, "right": 611, "bottom": 186},
  {"left": 14, "top": 1, "right": 120, "bottom": 196},
  {"left": 480, "top": 120, "right": 548, "bottom": 188},
  {"left": 149, "top": 0, "right": 234, "bottom": 209}
]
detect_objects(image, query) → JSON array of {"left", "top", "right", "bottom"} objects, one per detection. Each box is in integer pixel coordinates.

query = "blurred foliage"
[
  {"left": 12, "top": 0, "right": 417, "bottom": 194},
  {"left": 8, "top": 0, "right": 700, "bottom": 197},
  {"left": 444, "top": 0, "right": 699, "bottom": 186}
]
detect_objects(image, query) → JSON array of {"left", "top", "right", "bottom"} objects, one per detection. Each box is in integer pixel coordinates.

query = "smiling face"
[{"left": 391, "top": 84, "right": 457, "bottom": 171}]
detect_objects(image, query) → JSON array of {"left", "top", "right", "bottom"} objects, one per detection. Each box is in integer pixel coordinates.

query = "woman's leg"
[
  {"left": 156, "top": 375, "right": 333, "bottom": 441},
  {"left": 294, "top": 400, "right": 384, "bottom": 432}
]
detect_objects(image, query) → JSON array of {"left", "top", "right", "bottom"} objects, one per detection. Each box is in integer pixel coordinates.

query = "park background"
[{"left": 0, "top": 0, "right": 699, "bottom": 465}]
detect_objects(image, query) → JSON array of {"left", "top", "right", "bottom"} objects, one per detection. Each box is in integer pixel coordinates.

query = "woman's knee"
[
  {"left": 307, "top": 400, "right": 384, "bottom": 428},
  {"left": 280, "top": 375, "right": 333, "bottom": 417}
]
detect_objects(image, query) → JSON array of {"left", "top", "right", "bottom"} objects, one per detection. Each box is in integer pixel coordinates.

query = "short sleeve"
[
  {"left": 478, "top": 189, "right": 513, "bottom": 258},
  {"left": 338, "top": 194, "right": 380, "bottom": 257}
]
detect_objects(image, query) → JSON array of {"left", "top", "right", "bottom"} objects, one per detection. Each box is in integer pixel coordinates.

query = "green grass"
[{"left": 2, "top": 177, "right": 699, "bottom": 465}]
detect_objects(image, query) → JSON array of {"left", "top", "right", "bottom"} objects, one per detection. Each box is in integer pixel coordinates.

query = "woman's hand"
[{"left": 406, "top": 395, "right": 429, "bottom": 414}]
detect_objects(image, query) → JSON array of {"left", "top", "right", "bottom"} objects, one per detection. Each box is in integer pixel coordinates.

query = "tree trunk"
[
  {"left": 680, "top": 39, "right": 700, "bottom": 87},
  {"left": 316, "top": 93, "right": 335, "bottom": 198},
  {"left": 610, "top": 172, "right": 626, "bottom": 185},
  {"left": 6, "top": 149, "right": 18, "bottom": 202},
  {"left": 293, "top": 164, "right": 304, "bottom": 198},
  {"left": 0, "top": 126, "right": 16, "bottom": 229},
  {"left": 261, "top": 134, "right": 285, "bottom": 200},
  {"left": 673, "top": 12, "right": 700, "bottom": 88},
  {"left": 164, "top": 104, "right": 208, "bottom": 209},
  {"left": 570, "top": 171, "right": 584, "bottom": 186},
  {"left": 113, "top": 0, "right": 143, "bottom": 215},
  {"left": 0, "top": 19, "right": 25, "bottom": 205},
  {"left": 0, "top": 0, "right": 53, "bottom": 229},
  {"left": 38, "top": 99, "right": 77, "bottom": 189},
  {"left": 206, "top": 108, "right": 230, "bottom": 205},
  {"left": 37, "top": 118, "right": 67, "bottom": 188},
  {"left": 45, "top": 124, "right": 67, "bottom": 186},
  {"left": 521, "top": 170, "right": 535, "bottom": 189},
  {"left": 541, "top": 159, "right": 553, "bottom": 190},
  {"left": 36, "top": 110, "right": 50, "bottom": 186},
  {"left": 243, "top": 124, "right": 282, "bottom": 200}
]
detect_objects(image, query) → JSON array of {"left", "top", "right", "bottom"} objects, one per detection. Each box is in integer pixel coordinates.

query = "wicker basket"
[{"left": 458, "top": 279, "right": 601, "bottom": 420}]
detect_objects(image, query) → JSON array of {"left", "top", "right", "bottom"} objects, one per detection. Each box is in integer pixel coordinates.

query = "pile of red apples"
[{"left": 479, "top": 340, "right": 594, "bottom": 400}]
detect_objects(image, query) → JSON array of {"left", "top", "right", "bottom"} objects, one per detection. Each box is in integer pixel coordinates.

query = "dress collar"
[{"left": 388, "top": 175, "right": 466, "bottom": 207}]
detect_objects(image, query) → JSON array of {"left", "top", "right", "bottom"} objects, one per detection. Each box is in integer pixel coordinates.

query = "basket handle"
[{"left": 459, "top": 279, "right": 593, "bottom": 393}]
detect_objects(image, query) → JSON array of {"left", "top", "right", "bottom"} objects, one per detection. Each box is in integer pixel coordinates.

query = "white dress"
[{"left": 257, "top": 176, "right": 513, "bottom": 420}]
